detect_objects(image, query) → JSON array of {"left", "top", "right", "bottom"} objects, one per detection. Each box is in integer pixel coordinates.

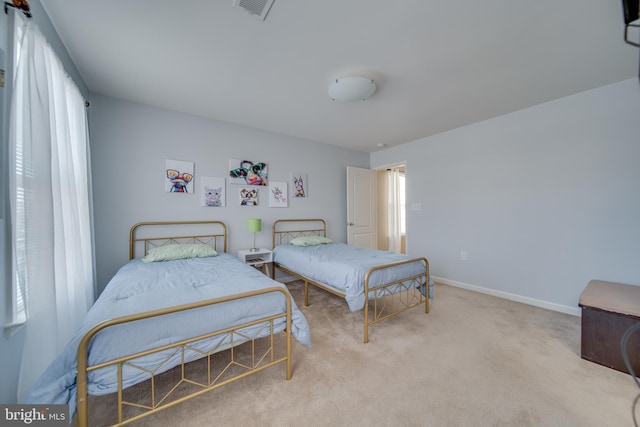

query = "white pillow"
[{"left": 289, "top": 236, "right": 332, "bottom": 246}]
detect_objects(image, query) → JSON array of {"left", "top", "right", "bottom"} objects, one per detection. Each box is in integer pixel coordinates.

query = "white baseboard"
[{"left": 433, "top": 276, "right": 581, "bottom": 317}]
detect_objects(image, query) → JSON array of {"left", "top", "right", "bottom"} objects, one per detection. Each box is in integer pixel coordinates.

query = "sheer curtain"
[
  {"left": 387, "top": 169, "right": 402, "bottom": 253},
  {"left": 9, "top": 13, "right": 95, "bottom": 402}
]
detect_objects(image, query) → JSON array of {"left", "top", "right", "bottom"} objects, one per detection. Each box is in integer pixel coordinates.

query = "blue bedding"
[
  {"left": 273, "top": 242, "right": 433, "bottom": 312},
  {"left": 24, "top": 253, "right": 310, "bottom": 415}
]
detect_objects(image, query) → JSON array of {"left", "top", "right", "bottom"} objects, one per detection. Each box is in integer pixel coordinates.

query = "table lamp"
[{"left": 248, "top": 218, "right": 262, "bottom": 252}]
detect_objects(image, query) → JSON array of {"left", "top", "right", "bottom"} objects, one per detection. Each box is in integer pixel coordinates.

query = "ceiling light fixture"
[{"left": 329, "top": 76, "right": 376, "bottom": 102}]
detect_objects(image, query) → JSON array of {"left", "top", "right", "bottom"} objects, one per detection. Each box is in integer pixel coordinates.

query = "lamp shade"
[
  {"left": 328, "top": 76, "right": 376, "bottom": 102},
  {"left": 248, "top": 218, "right": 262, "bottom": 232}
]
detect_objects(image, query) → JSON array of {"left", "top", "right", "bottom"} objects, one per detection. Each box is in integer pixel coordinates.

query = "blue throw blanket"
[{"left": 273, "top": 242, "right": 434, "bottom": 311}]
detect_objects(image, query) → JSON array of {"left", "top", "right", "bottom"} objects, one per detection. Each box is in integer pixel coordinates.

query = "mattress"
[{"left": 273, "top": 242, "right": 432, "bottom": 312}]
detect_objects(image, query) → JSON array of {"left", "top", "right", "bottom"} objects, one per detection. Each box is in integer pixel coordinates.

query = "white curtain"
[
  {"left": 10, "top": 13, "right": 95, "bottom": 402},
  {"left": 387, "top": 169, "right": 402, "bottom": 253}
]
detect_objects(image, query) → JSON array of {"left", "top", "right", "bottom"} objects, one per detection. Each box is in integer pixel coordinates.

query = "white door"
[{"left": 346, "top": 166, "right": 376, "bottom": 248}]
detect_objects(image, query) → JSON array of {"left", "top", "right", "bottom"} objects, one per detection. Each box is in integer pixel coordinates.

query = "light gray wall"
[
  {"left": 372, "top": 78, "right": 640, "bottom": 314},
  {"left": 89, "top": 95, "right": 369, "bottom": 294},
  {"left": 0, "top": 0, "right": 89, "bottom": 404}
]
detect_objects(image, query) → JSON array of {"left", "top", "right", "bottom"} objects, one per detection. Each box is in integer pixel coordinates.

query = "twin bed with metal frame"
[
  {"left": 24, "top": 220, "right": 310, "bottom": 427},
  {"left": 271, "top": 218, "right": 431, "bottom": 343}
]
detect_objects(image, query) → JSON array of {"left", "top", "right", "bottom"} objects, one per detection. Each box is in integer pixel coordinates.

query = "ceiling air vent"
[{"left": 233, "top": 0, "right": 275, "bottom": 21}]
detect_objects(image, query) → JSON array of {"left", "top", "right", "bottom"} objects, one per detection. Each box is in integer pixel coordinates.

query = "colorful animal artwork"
[
  {"left": 166, "top": 169, "right": 193, "bottom": 193},
  {"left": 240, "top": 188, "right": 258, "bottom": 206},
  {"left": 229, "top": 160, "right": 268, "bottom": 186},
  {"left": 293, "top": 175, "right": 305, "bottom": 197}
]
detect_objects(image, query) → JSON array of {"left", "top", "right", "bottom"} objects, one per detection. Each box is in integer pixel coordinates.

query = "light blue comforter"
[
  {"left": 273, "top": 242, "right": 433, "bottom": 312},
  {"left": 24, "top": 253, "right": 311, "bottom": 415}
]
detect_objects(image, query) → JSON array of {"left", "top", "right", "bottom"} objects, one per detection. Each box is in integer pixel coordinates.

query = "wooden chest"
[{"left": 579, "top": 280, "right": 640, "bottom": 374}]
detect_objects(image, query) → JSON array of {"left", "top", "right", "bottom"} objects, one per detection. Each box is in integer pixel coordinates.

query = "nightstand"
[{"left": 237, "top": 248, "right": 273, "bottom": 278}]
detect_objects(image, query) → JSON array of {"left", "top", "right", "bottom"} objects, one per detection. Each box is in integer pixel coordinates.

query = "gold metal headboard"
[
  {"left": 272, "top": 218, "right": 327, "bottom": 248},
  {"left": 129, "top": 221, "right": 227, "bottom": 259}
]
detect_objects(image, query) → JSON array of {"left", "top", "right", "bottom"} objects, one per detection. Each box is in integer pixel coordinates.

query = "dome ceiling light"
[{"left": 329, "top": 76, "right": 376, "bottom": 102}]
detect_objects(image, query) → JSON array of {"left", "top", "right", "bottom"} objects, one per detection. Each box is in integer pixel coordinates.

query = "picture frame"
[
  {"left": 200, "top": 177, "right": 226, "bottom": 207},
  {"left": 269, "top": 181, "right": 288, "bottom": 207},
  {"left": 239, "top": 186, "right": 259, "bottom": 206},
  {"left": 165, "top": 159, "right": 194, "bottom": 193},
  {"left": 229, "top": 159, "right": 268, "bottom": 186},
  {"left": 291, "top": 172, "right": 307, "bottom": 198}
]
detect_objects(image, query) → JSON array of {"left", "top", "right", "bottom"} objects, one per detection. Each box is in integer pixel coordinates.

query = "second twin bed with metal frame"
[{"left": 272, "top": 218, "right": 432, "bottom": 343}]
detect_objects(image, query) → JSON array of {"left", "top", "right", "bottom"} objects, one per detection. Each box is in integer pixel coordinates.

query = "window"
[
  {"left": 7, "top": 19, "right": 27, "bottom": 330},
  {"left": 8, "top": 12, "right": 95, "bottom": 400}
]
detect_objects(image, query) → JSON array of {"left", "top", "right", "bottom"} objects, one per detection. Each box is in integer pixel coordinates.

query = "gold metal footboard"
[
  {"left": 364, "top": 257, "right": 429, "bottom": 343},
  {"left": 76, "top": 287, "right": 292, "bottom": 427},
  {"left": 274, "top": 258, "right": 429, "bottom": 343}
]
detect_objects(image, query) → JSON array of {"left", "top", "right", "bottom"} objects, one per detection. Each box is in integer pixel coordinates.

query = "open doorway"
[{"left": 375, "top": 165, "right": 406, "bottom": 254}]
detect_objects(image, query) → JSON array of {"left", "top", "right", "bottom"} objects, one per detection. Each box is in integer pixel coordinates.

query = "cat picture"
[
  {"left": 200, "top": 177, "right": 225, "bottom": 207},
  {"left": 204, "top": 186, "right": 222, "bottom": 207}
]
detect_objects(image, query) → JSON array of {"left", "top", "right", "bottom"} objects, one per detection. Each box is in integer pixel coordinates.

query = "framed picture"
[
  {"left": 165, "top": 159, "right": 194, "bottom": 193},
  {"left": 200, "top": 177, "right": 226, "bottom": 207},
  {"left": 291, "top": 172, "right": 307, "bottom": 198},
  {"left": 239, "top": 187, "right": 258, "bottom": 206},
  {"left": 229, "top": 159, "right": 268, "bottom": 186},
  {"left": 269, "top": 181, "right": 288, "bottom": 207}
]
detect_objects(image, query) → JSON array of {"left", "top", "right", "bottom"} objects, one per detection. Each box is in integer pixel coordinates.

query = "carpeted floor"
[{"left": 79, "top": 281, "right": 639, "bottom": 426}]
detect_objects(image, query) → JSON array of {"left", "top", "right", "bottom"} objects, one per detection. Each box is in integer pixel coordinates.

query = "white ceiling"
[{"left": 40, "top": 0, "right": 639, "bottom": 153}]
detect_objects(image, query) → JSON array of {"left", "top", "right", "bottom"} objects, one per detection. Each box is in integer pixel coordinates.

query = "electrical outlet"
[{"left": 460, "top": 251, "right": 468, "bottom": 261}]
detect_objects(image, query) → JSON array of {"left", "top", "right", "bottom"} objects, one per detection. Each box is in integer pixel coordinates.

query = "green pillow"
[
  {"left": 141, "top": 244, "right": 217, "bottom": 263},
  {"left": 289, "top": 236, "right": 332, "bottom": 246}
]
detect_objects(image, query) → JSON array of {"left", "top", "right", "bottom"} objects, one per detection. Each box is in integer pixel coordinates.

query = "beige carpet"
[{"left": 79, "top": 281, "right": 638, "bottom": 427}]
